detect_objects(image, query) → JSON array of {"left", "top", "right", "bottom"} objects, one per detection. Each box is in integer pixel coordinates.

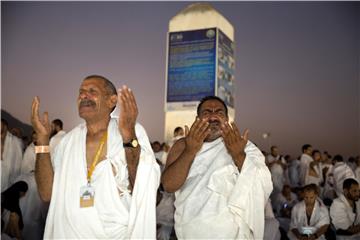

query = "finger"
[
  {"left": 127, "top": 87, "right": 138, "bottom": 114},
  {"left": 121, "top": 86, "right": 131, "bottom": 107},
  {"left": 125, "top": 90, "right": 138, "bottom": 118},
  {"left": 231, "top": 122, "right": 241, "bottom": 138},
  {"left": 197, "top": 122, "right": 210, "bottom": 140},
  {"left": 31, "top": 97, "right": 39, "bottom": 124},
  {"left": 121, "top": 86, "right": 133, "bottom": 110},
  {"left": 43, "top": 111, "right": 49, "bottom": 128},
  {"left": 221, "top": 121, "right": 231, "bottom": 136},
  {"left": 199, "top": 126, "right": 211, "bottom": 140},
  {"left": 33, "top": 98, "right": 44, "bottom": 131},
  {"left": 226, "top": 122, "right": 236, "bottom": 143},
  {"left": 194, "top": 119, "right": 209, "bottom": 136},
  {"left": 218, "top": 117, "right": 226, "bottom": 125},
  {"left": 117, "top": 88, "right": 122, "bottom": 104},
  {"left": 188, "top": 118, "right": 200, "bottom": 136},
  {"left": 40, "top": 111, "right": 47, "bottom": 126},
  {"left": 120, "top": 88, "right": 131, "bottom": 114},
  {"left": 184, "top": 125, "right": 189, "bottom": 136},
  {"left": 243, "top": 129, "right": 250, "bottom": 142},
  {"left": 118, "top": 95, "right": 125, "bottom": 119}
]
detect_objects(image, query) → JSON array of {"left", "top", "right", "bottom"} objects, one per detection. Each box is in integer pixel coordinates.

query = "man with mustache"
[
  {"left": 31, "top": 75, "right": 160, "bottom": 239},
  {"left": 161, "top": 96, "right": 273, "bottom": 239}
]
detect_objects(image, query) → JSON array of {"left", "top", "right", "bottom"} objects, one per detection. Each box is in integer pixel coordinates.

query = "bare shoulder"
[{"left": 165, "top": 137, "right": 186, "bottom": 168}]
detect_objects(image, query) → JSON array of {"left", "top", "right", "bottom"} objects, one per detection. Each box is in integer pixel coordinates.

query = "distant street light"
[
  {"left": 262, "top": 132, "right": 271, "bottom": 150},
  {"left": 262, "top": 133, "right": 270, "bottom": 139}
]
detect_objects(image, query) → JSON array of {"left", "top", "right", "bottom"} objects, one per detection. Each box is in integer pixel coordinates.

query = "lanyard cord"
[{"left": 87, "top": 131, "right": 108, "bottom": 184}]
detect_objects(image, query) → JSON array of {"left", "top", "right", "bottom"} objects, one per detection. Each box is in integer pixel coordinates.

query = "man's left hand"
[
  {"left": 221, "top": 121, "right": 249, "bottom": 170},
  {"left": 118, "top": 85, "right": 138, "bottom": 142}
]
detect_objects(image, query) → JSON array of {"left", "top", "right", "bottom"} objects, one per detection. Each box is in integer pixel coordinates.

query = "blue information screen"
[
  {"left": 167, "top": 28, "right": 216, "bottom": 102},
  {"left": 217, "top": 29, "right": 235, "bottom": 108}
]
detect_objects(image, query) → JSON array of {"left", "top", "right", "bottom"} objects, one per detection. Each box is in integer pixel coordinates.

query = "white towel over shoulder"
[
  {"left": 174, "top": 139, "right": 273, "bottom": 239},
  {"left": 45, "top": 118, "right": 160, "bottom": 239}
]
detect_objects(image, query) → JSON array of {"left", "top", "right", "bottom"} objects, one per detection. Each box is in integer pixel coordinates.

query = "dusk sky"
[{"left": 2, "top": 1, "right": 359, "bottom": 158}]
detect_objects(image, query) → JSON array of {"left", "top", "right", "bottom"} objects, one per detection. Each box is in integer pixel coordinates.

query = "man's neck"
[
  {"left": 1, "top": 131, "right": 6, "bottom": 141},
  {"left": 305, "top": 203, "right": 315, "bottom": 212},
  {"left": 345, "top": 197, "right": 355, "bottom": 208},
  {"left": 86, "top": 117, "right": 110, "bottom": 136},
  {"left": 1, "top": 131, "right": 7, "bottom": 159}
]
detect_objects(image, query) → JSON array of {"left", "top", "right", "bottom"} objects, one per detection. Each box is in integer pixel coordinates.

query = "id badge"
[{"left": 80, "top": 184, "right": 95, "bottom": 208}]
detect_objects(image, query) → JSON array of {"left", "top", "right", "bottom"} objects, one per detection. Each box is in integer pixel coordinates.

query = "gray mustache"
[{"left": 79, "top": 99, "right": 96, "bottom": 107}]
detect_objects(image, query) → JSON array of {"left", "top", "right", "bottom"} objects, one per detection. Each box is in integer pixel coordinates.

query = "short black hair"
[
  {"left": 270, "top": 146, "right": 278, "bottom": 152},
  {"left": 303, "top": 183, "right": 319, "bottom": 195},
  {"left": 312, "top": 149, "right": 320, "bottom": 157},
  {"left": 52, "top": 119, "right": 63, "bottom": 129},
  {"left": 84, "top": 75, "right": 117, "bottom": 96},
  {"left": 343, "top": 178, "right": 359, "bottom": 190},
  {"left": 197, "top": 96, "right": 228, "bottom": 117},
  {"left": 302, "top": 144, "right": 312, "bottom": 153},
  {"left": 174, "top": 126, "right": 183, "bottom": 134},
  {"left": 1, "top": 118, "right": 8, "bottom": 128},
  {"left": 333, "top": 154, "right": 343, "bottom": 162}
]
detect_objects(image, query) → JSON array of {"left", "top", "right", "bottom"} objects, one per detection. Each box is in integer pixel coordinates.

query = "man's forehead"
[
  {"left": 80, "top": 78, "right": 104, "bottom": 88},
  {"left": 201, "top": 99, "right": 226, "bottom": 109},
  {"left": 304, "top": 190, "right": 316, "bottom": 195}
]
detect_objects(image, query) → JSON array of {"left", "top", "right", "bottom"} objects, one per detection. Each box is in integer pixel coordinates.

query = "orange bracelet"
[{"left": 35, "top": 145, "right": 50, "bottom": 154}]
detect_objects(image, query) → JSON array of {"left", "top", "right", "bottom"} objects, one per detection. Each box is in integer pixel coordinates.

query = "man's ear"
[{"left": 109, "top": 94, "right": 117, "bottom": 108}]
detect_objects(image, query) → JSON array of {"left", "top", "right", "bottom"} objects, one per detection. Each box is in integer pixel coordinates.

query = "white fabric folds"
[
  {"left": 44, "top": 118, "right": 160, "bottom": 239},
  {"left": 174, "top": 139, "right": 273, "bottom": 239},
  {"left": 288, "top": 200, "right": 329, "bottom": 240},
  {"left": 330, "top": 194, "right": 360, "bottom": 240},
  {"left": 1, "top": 132, "right": 23, "bottom": 191}
]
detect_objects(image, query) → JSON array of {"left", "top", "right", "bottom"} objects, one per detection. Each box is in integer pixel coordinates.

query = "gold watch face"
[{"left": 131, "top": 139, "right": 138, "bottom": 147}]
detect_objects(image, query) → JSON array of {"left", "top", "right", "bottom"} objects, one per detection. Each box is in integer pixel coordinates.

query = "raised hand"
[
  {"left": 31, "top": 96, "right": 51, "bottom": 144},
  {"left": 117, "top": 86, "right": 138, "bottom": 142},
  {"left": 184, "top": 118, "right": 210, "bottom": 154},
  {"left": 221, "top": 121, "right": 249, "bottom": 169}
]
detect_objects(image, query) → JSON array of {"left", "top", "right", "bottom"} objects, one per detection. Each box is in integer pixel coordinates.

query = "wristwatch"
[{"left": 123, "top": 139, "right": 139, "bottom": 148}]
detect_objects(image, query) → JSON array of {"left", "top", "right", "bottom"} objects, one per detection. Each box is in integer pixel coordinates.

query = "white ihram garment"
[
  {"left": 264, "top": 200, "right": 281, "bottom": 240},
  {"left": 174, "top": 139, "right": 273, "bottom": 239},
  {"left": 49, "top": 130, "right": 66, "bottom": 153},
  {"left": 1, "top": 132, "right": 23, "bottom": 191},
  {"left": 270, "top": 161, "right": 285, "bottom": 194},
  {"left": 44, "top": 118, "right": 160, "bottom": 239},
  {"left": 332, "top": 162, "right": 355, "bottom": 197},
  {"left": 288, "top": 200, "right": 329, "bottom": 240},
  {"left": 17, "top": 143, "right": 46, "bottom": 240},
  {"left": 299, "top": 154, "right": 313, "bottom": 186},
  {"left": 330, "top": 194, "right": 360, "bottom": 240},
  {"left": 305, "top": 163, "right": 323, "bottom": 186},
  {"left": 21, "top": 143, "right": 36, "bottom": 175}
]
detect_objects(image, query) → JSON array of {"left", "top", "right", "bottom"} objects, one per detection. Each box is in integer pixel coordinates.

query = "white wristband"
[{"left": 35, "top": 145, "right": 50, "bottom": 154}]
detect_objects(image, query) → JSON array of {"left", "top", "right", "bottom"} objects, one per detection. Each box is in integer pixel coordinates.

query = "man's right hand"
[
  {"left": 31, "top": 96, "right": 51, "bottom": 144},
  {"left": 184, "top": 117, "right": 210, "bottom": 154},
  {"left": 161, "top": 118, "right": 210, "bottom": 193}
]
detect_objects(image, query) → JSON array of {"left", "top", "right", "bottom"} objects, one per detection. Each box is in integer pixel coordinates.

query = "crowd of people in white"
[
  {"left": 2, "top": 117, "right": 360, "bottom": 240},
  {"left": 153, "top": 137, "right": 360, "bottom": 240}
]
